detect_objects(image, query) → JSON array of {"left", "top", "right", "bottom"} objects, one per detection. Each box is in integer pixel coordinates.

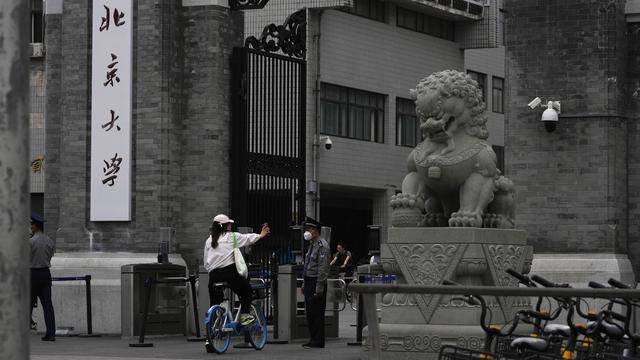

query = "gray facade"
[
  {"left": 43, "top": 0, "right": 243, "bottom": 268},
  {"left": 505, "top": 0, "right": 640, "bottom": 278}
]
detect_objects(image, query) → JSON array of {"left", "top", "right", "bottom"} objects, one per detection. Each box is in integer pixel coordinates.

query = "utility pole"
[{"left": 0, "top": 0, "right": 30, "bottom": 358}]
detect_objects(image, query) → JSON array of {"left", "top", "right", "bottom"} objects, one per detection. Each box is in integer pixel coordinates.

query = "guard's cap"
[
  {"left": 30, "top": 212, "right": 46, "bottom": 226},
  {"left": 303, "top": 217, "right": 322, "bottom": 229}
]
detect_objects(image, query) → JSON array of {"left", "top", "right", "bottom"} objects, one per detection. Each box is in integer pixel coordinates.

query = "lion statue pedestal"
[{"left": 361, "top": 228, "right": 533, "bottom": 360}]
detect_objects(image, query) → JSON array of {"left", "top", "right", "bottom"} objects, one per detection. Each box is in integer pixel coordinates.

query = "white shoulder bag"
[{"left": 232, "top": 232, "right": 248, "bottom": 278}]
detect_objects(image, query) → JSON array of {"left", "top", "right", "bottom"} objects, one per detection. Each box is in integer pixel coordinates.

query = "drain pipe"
[{"left": 312, "top": 10, "right": 323, "bottom": 219}]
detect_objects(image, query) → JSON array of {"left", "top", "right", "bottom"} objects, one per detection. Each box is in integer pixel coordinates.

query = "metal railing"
[
  {"left": 51, "top": 275, "right": 99, "bottom": 337},
  {"left": 348, "top": 283, "right": 640, "bottom": 360}
]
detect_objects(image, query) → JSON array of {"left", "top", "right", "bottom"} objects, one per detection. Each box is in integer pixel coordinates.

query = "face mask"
[{"left": 303, "top": 231, "right": 312, "bottom": 241}]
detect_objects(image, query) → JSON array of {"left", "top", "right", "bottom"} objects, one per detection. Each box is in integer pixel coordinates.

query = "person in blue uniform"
[
  {"left": 30, "top": 212, "right": 56, "bottom": 341},
  {"left": 301, "top": 218, "right": 330, "bottom": 348}
]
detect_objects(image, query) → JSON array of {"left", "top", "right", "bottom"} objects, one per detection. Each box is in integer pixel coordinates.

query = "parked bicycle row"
[{"left": 439, "top": 269, "right": 640, "bottom": 360}]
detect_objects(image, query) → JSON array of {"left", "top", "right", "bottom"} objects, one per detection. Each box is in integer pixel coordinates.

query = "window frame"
[
  {"left": 343, "top": 0, "right": 387, "bottom": 23},
  {"left": 320, "top": 83, "right": 386, "bottom": 144},
  {"left": 396, "top": 6, "right": 455, "bottom": 41},
  {"left": 492, "top": 76, "right": 504, "bottom": 114},
  {"left": 395, "top": 97, "right": 421, "bottom": 148},
  {"left": 467, "top": 70, "right": 487, "bottom": 104}
]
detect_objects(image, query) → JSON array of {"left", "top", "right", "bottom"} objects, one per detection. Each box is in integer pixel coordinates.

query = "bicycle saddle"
[
  {"left": 510, "top": 337, "right": 548, "bottom": 352},
  {"left": 587, "top": 320, "right": 625, "bottom": 338},
  {"left": 212, "top": 282, "right": 229, "bottom": 288},
  {"left": 543, "top": 323, "right": 571, "bottom": 337}
]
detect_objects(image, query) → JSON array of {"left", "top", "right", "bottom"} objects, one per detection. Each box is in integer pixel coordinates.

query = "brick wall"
[
  {"left": 44, "top": 1, "right": 243, "bottom": 268},
  {"left": 626, "top": 21, "right": 640, "bottom": 274},
  {"left": 179, "top": 5, "right": 244, "bottom": 266},
  {"left": 505, "top": 0, "right": 629, "bottom": 254}
]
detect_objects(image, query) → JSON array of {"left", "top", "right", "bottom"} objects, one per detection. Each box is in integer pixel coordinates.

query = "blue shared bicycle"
[{"left": 204, "top": 282, "right": 268, "bottom": 354}]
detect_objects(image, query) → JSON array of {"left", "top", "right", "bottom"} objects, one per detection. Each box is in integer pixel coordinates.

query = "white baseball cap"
[{"left": 213, "top": 214, "right": 234, "bottom": 224}]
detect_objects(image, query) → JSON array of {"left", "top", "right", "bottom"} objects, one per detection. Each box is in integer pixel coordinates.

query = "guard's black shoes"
[
  {"left": 41, "top": 336, "right": 55, "bottom": 341},
  {"left": 302, "top": 342, "right": 324, "bottom": 348}
]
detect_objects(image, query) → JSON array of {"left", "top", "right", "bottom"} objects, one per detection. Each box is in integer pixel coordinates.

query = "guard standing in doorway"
[
  {"left": 30, "top": 212, "right": 56, "bottom": 341},
  {"left": 301, "top": 218, "right": 330, "bottom": 348}
]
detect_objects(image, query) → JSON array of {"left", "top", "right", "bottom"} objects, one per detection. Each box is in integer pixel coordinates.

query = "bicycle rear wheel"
[
  {"left": 246, "top": 304, "right": 267, "bottom": 350},
  {"left": 205, "top": 306, "right": 231, "bottom": 354}
]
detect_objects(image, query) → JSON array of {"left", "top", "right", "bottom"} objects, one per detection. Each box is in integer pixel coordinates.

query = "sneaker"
[
  {"left": 239, "top": 313, "right": 255, "bottom": 325},
  {"left": 205, "top": 340, "right": 214, "bottom": 353}
]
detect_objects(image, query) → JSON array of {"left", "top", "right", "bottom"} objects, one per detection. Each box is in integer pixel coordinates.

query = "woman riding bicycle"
[{"left": 203, "top": 214, "right": 270, "bottom": 325}]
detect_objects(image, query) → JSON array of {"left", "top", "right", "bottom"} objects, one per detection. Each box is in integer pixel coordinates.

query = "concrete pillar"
[{"left": 0, "top": 0, "right": 30, "bottom": 358}]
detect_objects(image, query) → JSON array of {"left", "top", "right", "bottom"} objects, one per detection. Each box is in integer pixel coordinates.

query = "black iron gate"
[{"left": 231, "top": 10, "right": 307, "bottom": 266}]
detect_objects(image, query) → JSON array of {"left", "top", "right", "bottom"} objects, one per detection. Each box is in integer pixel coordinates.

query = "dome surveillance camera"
[
  {"left": 528, "top": 97, "right": 542, "bottom": 109},
  {"left": 324, "top": 137, "right": 332, "bottom": 150}
]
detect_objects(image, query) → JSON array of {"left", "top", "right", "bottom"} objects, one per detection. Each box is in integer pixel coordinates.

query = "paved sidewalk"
[{"left": 30, "top": 308, "right": 365, "bottom": 360}]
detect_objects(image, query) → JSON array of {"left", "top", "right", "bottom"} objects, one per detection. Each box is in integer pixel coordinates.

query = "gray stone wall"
[
  {"left": 626, "top": 21, "right": 640, "bottom": 275},
  {"left": 44, "top": 1, "right": 243, "bottom": 269},
  {"left": 505, "top": 0, "right": 629, "bottom": 254},
  {"left": 45, "top": 0, "right": 90, "bottom": 248},
  {"left": 180, "top": 5, "right": 244, "bottom": 266}
]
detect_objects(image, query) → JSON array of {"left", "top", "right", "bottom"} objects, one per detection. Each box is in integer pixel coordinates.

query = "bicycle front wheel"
[
  {"left": 246, "top": 304, "right": 267, "bottom": 350},
  {"left": 205, "top": 306, "right": 231, "bottom": 354}
]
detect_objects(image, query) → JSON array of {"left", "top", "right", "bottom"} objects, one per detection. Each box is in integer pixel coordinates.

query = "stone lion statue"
[{"left": 390, "top": 70, "right": 515, "bottom": 228}]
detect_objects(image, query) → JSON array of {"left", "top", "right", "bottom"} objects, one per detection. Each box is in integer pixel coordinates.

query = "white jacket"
[{"left": 203, "top": 232, "right": 261, "bottom": 272}]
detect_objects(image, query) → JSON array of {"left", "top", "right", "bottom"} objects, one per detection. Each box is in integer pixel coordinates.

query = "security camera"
[
  {"left": 324, "top": 137, "right": 332, "bottom": 150},
  {"left": 527, "top": 97, "right": 542, "bottom": 109}
]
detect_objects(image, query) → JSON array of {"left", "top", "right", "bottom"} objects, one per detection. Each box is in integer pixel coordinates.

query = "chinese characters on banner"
[{"left": 90, "top": 0, "right": 132, "bottom": 221}]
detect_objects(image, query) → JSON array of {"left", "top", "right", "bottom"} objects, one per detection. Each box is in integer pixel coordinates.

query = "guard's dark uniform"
[
  {"left": 30, "top": 225, "right": 56, "bottom": 341},
  {"left": 302, "top": 233, "right": 330, "bottom": 348}
]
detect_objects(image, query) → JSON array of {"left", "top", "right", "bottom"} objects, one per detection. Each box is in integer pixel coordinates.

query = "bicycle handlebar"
[
  {"left": 588, "top": 281, "right": 608, "bottom": 289},
  {"left": 505, "top": 268, "right": 534, "bottom": 286},
  {"left": 608, "top": 278, "right": 631, "bottom": 289},
  {"left": 531, "top": 274, "right": 570, "bottom": 288}
]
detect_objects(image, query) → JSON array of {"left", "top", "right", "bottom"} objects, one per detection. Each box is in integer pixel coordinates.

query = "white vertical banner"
[{"left": 90, "top": 0, "right": 132, "bottom": 221}]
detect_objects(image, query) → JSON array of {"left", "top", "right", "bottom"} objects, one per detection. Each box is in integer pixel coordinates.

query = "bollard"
[
  {"left": 51, "top": 275, "right": 101, "bottom": 337},
  {"left": 129, "top": 278, "right": 154, "bottom": 347},
  {"left": 267, "top": 253, "right": 288, "bottom": 344},
  {"left": 347, "top": 273, "right": 365, "bottom": 346},
  {"left": 186, "top": 275, "right": 205, "bottom": 341}
]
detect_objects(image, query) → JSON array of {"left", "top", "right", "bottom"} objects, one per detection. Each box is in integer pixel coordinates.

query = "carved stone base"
[
  {"left": 361, "top": 324, "right": 485, "bottom": 360},
  {"left": 364, "top": 227, "right": 533, "bottom": 359}
]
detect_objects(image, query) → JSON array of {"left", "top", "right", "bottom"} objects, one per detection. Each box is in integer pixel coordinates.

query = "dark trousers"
[
  {"left": 31, "top": 268, "right": 56, "bottom": 337},
  {"left": 303, "top": 276, "right": 327, "bottom": 346},
  {"left": 208, "top": 264, "right": 253, "bottom": 314}
]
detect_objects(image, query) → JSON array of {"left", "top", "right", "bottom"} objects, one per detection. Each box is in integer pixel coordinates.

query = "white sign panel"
[{"left": 90, "top": 0, "right": 132, "bottom": 221}]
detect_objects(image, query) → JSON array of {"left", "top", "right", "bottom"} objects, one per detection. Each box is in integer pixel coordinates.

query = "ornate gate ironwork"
[{"left": 231, "top": 10, "right": 307, "bottom": 266}]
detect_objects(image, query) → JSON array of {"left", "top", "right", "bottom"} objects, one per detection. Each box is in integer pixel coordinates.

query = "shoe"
[
  {"left": 205, "top": 340, "right": 214, "bottom": 353},
  {"left": 302, "top": 342, "right": 324, "bottom": 348},
  {"left": 41, "top": 336, "right": 55, "bottom": 342},
  {"left": 239, "top": 313, "right": 255, "bottom": 325}
]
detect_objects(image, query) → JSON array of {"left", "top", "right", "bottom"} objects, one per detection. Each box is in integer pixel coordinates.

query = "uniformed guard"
[
  {"left": 30, "top": 212, "right": 56, "bottom": 341},
  {"left": 301, "top": 218, "right": 330, "bottom": 348}
]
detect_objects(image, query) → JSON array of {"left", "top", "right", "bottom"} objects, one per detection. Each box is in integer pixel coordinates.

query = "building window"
[
  {"left": 492, "top": 76, "right": 504, "bottom": 114},
  {"left": 321, "top": 83, "right": 385, "bottom": 143},
  {"left": 467, "top": 70, "right": 486, "bottom": 104},
  {"left": 344, "top": 0, "right": 386, "bottom": 23},
  {"left": 31, "top": 0, "right": 44, "bottom": 43},
  {"left": 396, "top": 98, "right": 420, "bottom": 147},
  {"left": 396, "top": 7, "right": 455, "bottom": 41},
  {"left": 492, "top": 145, "right": 504, "bottom": 172}
]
